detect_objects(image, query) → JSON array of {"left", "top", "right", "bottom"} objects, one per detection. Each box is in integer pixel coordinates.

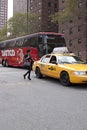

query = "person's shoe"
[
  {"left": 23, "top": 75, "right": 26, "bottom": 79},
  {"left": 28, "top": 77, "right": 31, "bottom": 80}
]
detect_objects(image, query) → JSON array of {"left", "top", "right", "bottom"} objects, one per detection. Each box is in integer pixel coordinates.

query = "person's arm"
[{"left": 24, "top": 54, "right": 30, "bottom": 60}]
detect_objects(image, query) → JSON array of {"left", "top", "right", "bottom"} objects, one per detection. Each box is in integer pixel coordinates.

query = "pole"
[{"left": 27, "top": 0, "right": 29, "bottom": 33}]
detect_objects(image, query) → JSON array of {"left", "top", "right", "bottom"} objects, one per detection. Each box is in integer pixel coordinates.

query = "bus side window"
[
  {"left": 38, "top": 36, "right": 43, "bottom": 51},
  {"left": 30, "top": 37, "right": 37, "bottom": 47},
  {"left": 22, "top": 37, "right": 37, "bottom": 47},
  {"left": 23, "top": 39, "right": 29, "bottom": 47},
  {"left": 38, "top": 35, "right": 43, "bottom": 44}
]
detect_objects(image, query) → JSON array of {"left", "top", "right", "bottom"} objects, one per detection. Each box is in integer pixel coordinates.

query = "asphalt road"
[{"left": 0, "top": 65, "right": 87, "bottom": 130}]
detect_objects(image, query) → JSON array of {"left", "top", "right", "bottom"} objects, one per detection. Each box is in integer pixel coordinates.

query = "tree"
[
  {"left": 51, "top": 0, "right": 87, "bottom": 23},
  {"left": 0, "top": 25, "right": 7, "bottom": 41},
  {"left": 7, "top": 12, "right": 38, "bottom": 37},
  {"left": 0, "top": 12, "right": 38, "bottom": 41}
]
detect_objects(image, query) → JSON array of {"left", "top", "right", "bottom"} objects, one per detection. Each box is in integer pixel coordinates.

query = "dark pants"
[{"left": 24, "top": 66, "right": 31, "bottom": 78}]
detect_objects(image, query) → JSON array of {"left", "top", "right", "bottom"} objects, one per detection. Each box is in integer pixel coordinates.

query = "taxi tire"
[
  {"left": 60, "top": 71, "right": 71, "bottom": 86},
  {"left": 35, "top": 67, "right": 42, "bottom": 78}
]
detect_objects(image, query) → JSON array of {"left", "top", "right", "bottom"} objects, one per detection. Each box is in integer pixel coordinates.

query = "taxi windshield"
[{"left": 58, "top": 55, "right": 84, "bottom": 64}]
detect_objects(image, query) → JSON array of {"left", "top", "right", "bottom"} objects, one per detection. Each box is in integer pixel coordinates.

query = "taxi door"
[
  {"left": 40, "top": 55, "right": 51, "bottom": 75},
  {"left": 46, "top": 56, "right": 58, "bottom": 78}
]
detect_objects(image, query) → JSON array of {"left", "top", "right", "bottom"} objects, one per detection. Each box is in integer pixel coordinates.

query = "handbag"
[{"left": 24, "top": 61, "right": 30, "bottom": 67}]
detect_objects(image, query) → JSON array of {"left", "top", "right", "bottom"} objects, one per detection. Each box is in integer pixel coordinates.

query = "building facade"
[
  {"left": 0, "top": 0, "right": 8, "bottom": 29},
  {"left": 29, "top": 0, "right": 59, "bottom": 32},
  {"left": 59, "top": 0, "right": 87, "bottom": 61},
  {"left": 13, "top": 0, "right": 28, "bottom": 14},
  {"left": 13, "top": 0, "right": 59, "bottom": 33}
]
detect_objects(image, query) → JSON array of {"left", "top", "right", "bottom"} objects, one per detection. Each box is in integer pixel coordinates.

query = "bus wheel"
[
  {"left": 5, "top": 60, "right": 9, "bottom": 67},
  {"left": 60, "top": 71, "right": 71, "bottom": 86},
  {"left": 35, "top": 67, "right": 42, "bottom": 78},
  {"left": 2, "top": 60, "right": 5, "bottom": 67}
]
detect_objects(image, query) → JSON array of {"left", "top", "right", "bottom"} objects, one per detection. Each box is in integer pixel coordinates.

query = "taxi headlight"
[{"left": 72, "top": 71, "right": 86, "bottom": 76}]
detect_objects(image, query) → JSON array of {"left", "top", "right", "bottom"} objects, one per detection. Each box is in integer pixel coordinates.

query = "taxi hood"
[{"left": 60, "top": 63, "right": 87, "bottom": 71}]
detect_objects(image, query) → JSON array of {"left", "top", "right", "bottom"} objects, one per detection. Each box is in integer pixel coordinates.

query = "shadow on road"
[
  {"left": 38, "top": 76, "right": 87, "bottom": 90},
  {"left": 70, "top": 83, "right": 87, "bottom": 90}
]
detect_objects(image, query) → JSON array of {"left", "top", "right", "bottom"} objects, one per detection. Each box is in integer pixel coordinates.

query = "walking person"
[{"left": 23, "top": 49, "right": 33, "bottom": 80}]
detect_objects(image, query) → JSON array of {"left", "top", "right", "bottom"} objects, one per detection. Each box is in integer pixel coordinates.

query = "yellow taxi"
[{"left": 33, "top": 53, "right": 87, "bottom": 86}]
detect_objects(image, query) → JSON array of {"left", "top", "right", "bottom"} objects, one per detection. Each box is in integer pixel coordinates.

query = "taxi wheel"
[
  {"left": 35, "top": 67, "right": 42, "bottom": 78},
  {"left": 60, "top": 71, "right": 70, "bottom": 86}
]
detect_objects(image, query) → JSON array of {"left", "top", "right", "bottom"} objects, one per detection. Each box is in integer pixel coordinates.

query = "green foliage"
[
  {"left": 7, "top": 12, "right": 38, "bottom": 37},
  {"left": 0, "top": 12, "right": 38, "bottom": 41},
  {"left": 0, "top": 25, "right": 8, "bottom": 41}
]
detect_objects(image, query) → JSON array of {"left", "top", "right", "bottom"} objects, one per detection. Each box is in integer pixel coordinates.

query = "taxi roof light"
[{"left": 52, "top": 47, "right": 69, "bottom": 54}]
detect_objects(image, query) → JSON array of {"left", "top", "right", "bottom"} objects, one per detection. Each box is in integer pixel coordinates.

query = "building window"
[
  {"left": 38, "top": 9, "right": 41, "bottom": 13},
  {"left": 69, "top": 28, "right": 73, "bottom": 34},
  {"left": 38, "top": 17, "right": 41, "bottom": 20},
  {"left": 39, "top": 2, "right": 41, "bottom": 5},
  {"left": 69, "top": 19, "right": 73, "bottom": 23},
  {"left": 48, "top": 9, "right": 51, "bottom": 14},
  {"left": 86, "top": 1, "right": 87, "bottom": 7},
  {"left": 31, "top": 7, "right": 32, "bottom": 10},
  {"left": 78, "top": 38, "right": 82, "bottom": 44},
  {"left": 78, "top": 15, "right": 82, "bottom": 20},
  {"left": 85, "top": 16, "right": 87, "bottom": 23},
  {"left": 78, "top": 51, "right": 82, "bottom": 57},
  {"left": 78, "top": 2, "right": 82, "bottom": 8},
  {"left": 55, "top": 8, "right": 58, "bottom": 12},
  {"left": 69, "top": 40, "right": 72, "bottom": 46},
  {"left": 62, "top": 29, "right": 65, "bottom": 34},
  {"left": 54, "top": 3, "right": 57, "bottom": 8},
  {"left": 30, "top": 0, "right": 33, "bottom": 3},
  {"left": 62, "top": 0, "right": 65, "bottom": 3},
  {"left": 48, "top": 2, "right": 51, "bottom": 7},
  {"left": 78, "top": 25, "right": 81, "bottom": 32},
  {"left": 61, "top": 8, "right": 65, "bottom": 12}
]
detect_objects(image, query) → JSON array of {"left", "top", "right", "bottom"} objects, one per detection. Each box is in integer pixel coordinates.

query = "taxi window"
[
  {"left": 50, "top": 56, "right": 57, "bottom": 63},
  {"left": 41, "top": 55, "right": 51, "bottom": 63}
]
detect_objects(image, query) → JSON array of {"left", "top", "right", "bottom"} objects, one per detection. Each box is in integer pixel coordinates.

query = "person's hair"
[{"left": 27, "top": 49, "right": 30, "bottom": 53}]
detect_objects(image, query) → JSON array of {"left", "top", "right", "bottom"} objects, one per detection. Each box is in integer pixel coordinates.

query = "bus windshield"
[
  {"left": 46, "top": 34, "right": 65, "bottom": 45},
  {"left": 38, "top": 34, "right": 66, "bottom": 57}
]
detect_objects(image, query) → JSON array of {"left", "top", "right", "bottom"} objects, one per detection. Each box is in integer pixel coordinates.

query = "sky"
[{"left": 8, "top": 0, "right": 13, "bottom": 19}]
